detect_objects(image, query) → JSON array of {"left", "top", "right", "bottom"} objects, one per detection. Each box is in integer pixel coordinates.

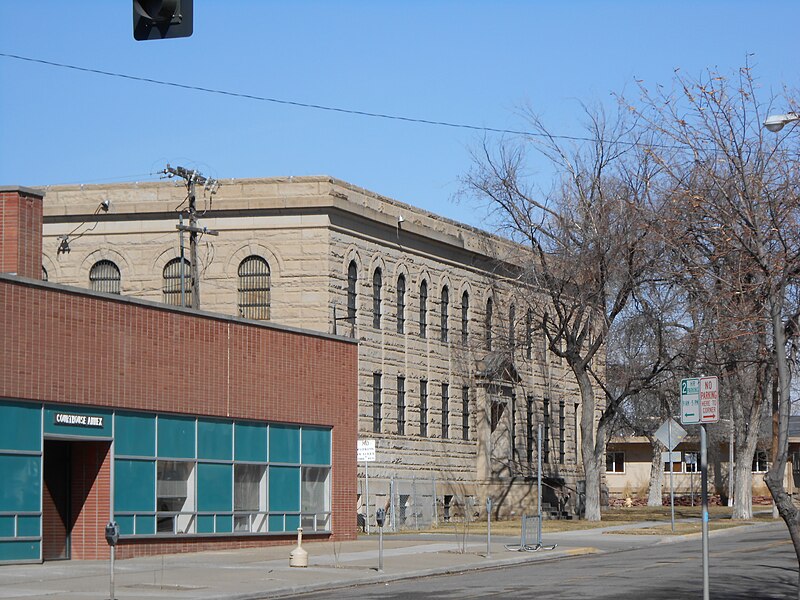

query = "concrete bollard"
[{"left": 289, "top": 527, "right": 308, "bottom": 567}]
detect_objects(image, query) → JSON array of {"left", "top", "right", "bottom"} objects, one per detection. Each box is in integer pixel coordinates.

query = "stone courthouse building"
[{"left": 40, "top": 175, "right": 589, "bottom": 521}]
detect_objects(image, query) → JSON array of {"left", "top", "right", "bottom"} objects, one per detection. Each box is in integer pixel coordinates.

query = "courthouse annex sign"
[{"left": 54, "top": 413, "right": 104, "bottom": 428}]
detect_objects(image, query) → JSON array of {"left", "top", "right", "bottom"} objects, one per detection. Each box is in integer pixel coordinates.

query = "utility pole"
[{"left": 163, "top": 165, "right": 220, "bottom": 309}]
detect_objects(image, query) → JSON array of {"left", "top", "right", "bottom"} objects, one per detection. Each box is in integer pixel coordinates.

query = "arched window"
[
  {"left": 485, "top": 297, "right": 493, "bottom": 351},
  {"left": 461, "top": 291, "right": 469, "bottom": 345},
  {"left": 347, "top": 260, "right": 358, "bottom": 327},
  {"left": 440, "top": 286, "right": 449, "bottom": 342},
  {"left": 90, "top": 260, "right": 121, "bottom": 294},
  {"left": 163, "top": 257, "right": 192, "bottom": 307},
  {"left": 238, "top": 256, "right": 270, "bottom": 320},
  {"left": 41, "top": 266, "right": 48, "bottom": 281},
  {"left": 372, "top": 268, "right": 382, "bottom": 329},
  {"left": 396, "top": 274, "right": 406, "bottom": 334},
  {"left": 419, "top": 280, "right": 428, "bottom": 338},
  {"left": 509, "top": 304, "right": 516, "bottom": 348}
]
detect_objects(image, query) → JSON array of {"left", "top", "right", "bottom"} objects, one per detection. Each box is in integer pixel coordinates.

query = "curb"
[
  {"left": 201, "top": 546, "right": 599, "bottom": 600},
  {"left": 656, "top": 520, "right": 785, "bottom": 545}
]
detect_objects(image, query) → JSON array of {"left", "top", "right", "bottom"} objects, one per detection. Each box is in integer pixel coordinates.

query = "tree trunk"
[
  {"left": 647, "top": 438, "right": 664, "bottom": 506},
  {"left": 732, "top": 458, "right": 754, "bottom": 519},
  {"left": 764, "top": 297, "right": 800, "bottom": 598},
  {"left": 576, "top": 366, "right": 603, "bottom": 521}
]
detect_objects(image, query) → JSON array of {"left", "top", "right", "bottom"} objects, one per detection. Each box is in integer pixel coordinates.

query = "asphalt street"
[{"left": 292, "top": 524, "right": 795, "bottom": 599}]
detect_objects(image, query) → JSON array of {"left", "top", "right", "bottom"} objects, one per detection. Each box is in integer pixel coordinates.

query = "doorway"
[
  {"left": 42, "top": 440, "right": 71, "bottom": 560},
  {"left": 42, "top": 439, "right": 111, "bottom": 561}
]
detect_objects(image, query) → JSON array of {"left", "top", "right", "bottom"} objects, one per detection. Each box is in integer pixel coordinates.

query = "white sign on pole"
[
  {"left": 699, "top": 376, "right": 719, "bottom": 423},
  {"left": 357, "top": 439, "right": 376, "bottom": 462},
  {"left": 681, "top": 378, "right": 700, "bottom": 425},
  {"left": 661, "top": 451, "right": 682, "bottom": 464},
  {"left": 655, "top": 418, "right": 687, "bottom": 451}
]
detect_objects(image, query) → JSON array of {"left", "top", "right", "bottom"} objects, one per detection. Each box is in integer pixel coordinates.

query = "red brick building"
[{"left": 0, "top": 186, "right": 358, "bottom": 563}]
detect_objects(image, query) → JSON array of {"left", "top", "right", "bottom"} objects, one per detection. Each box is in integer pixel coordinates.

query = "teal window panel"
[
  {"left": 114, "top": 459, "right": 155, "bottom": 512},
  {"left": 0, "top": 401, "right": 41, "bottom": 452},
  {"left": 269, "top": 425, "right": 300, "bottom": 464},
  {"left": 301, "top": 428, "right": 331, "bottom": 465},
  {"left": 285, "top": 514, "right": 300, "bottom": 532},
  {"left": 234, "top": 422, "right": 267, "bottom": 462},
  {"left": 198, "top": 419, "right": 233, "bottom": 460},
  {"left": 135, "top": 515, "right": 155, "bottom": 535},
  {"left": 0, "top": 516, "right": 13, "bottom": 537},
  {"left": 157, "top": 416, "right": 195, "bottom": 458},
  {"left": 0, "top": 540, "right": 39, "bottom": 562},
  {"left": 197, "top": 463, "right": 232, "bottom": 512},
  {"left": 197, "top": 515, "right": 215, "bottom": 534},
  {"left": 17, "top": 516, "right": 39, "bottom": 538},
  {"left": 44, "top": 406, "right": 112, "bottom": 438},
  {"left": 115, "top": 412, "right": 155, "bottom": 457},
  {"left": 268, "top": 514, "right": 285, "bottom": 532},
  {"left": 216, "top": 514, "right": 233, "bottom": 533},
  {"left": 116, "top": 515, "right": 134, "bottom": 536},
  {"left": 0, "top": 455, "right": 40, "bottom": 512},
  {"left": 268, "top": 466, "right": 300, "bottom": 512}
]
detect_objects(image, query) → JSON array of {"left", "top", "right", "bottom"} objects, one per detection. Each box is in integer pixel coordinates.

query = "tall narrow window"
[
  {"left": 372, "top": 268, "right": 382, "bottom": 329},
  {"left": 509, "top": 304, "right": 516, "bottom": 348},
  {"left": 419, "top": 280, "right": 428, "bottom": 338},
  {"left": 559, "top": 400, "right": 566, "bottom": 464},
  {"left": 397, "top": 274, "right": 406, "bottom": 334},
  {"left": 237, "top": 256, "right": 270, "bottom": 320},
  {"left": 462, "top": 386, "right": 470, "bottom": 441},
  {"left": 163, "top": 257, "right": 192, "bottom": 307},
  {"left": 420, "top": 380, "right": 428, "bottom": 436},
  {"left": 372, "top": 372, "right": 382, "bottom": 433},
  {"left": 485, "top": 298, "right": 493, "bottom": 351},
  {"left": 90, "top": 259, "right": 121, "bottom": 294},
  {"left": 461, "top": 291, "right": 469, "bottom": 345},
  {"left": 525, "top": 309, "right": 533, "bottom": 359},
  {"left": 440, "top": 286, "right": 449, "bottom": 342},
  {"left": 346, "top": 261, "right": 357, "bottom": 335},
  {"left": 542, "top": 398, "right": 551, "bottom": 463},
  {"left": 526, "top": 396, "right": 534, "bottom": 466},
  {"left": 441, "top": 383, "right": 449, "bottom": 439},
  {"left": 397, "top": 376, "right": 406, "bottom": 435}
]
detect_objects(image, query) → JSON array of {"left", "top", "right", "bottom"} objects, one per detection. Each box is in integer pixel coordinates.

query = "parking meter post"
[
  {"left": 375, "top": 507, "right": 385, "bottom": 572},
  {"left": 104, "top": 521, "right": 119, "bottom": 600},
  {"left": 486, "top": 497, "right": 492, "bottom": 558}
]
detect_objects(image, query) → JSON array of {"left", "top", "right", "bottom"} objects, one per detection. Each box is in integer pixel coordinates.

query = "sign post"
[
  {"left": 357, "top": 439, "right": 376, "bottom": 534},
  {"left": 681, "top": 376, "right": 718, "bottom": 600},
  {"left": 655, "top": 418, "right": 687, "bottom": 532}
]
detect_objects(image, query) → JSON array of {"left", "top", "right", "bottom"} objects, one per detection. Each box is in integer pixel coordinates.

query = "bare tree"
[
  {"left": 628, "top": 66, "right": 800, "bottom": 591},
  {"left": 463, "top": 105, "right": 662, "bottom": 520}
]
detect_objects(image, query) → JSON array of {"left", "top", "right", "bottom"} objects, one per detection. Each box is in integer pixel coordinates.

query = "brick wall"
[
  {"left": 0, "top": 277, "right": 358, "bottom": 558},
  {"left": 0, "top": 187, "right": 43, "bottom": 279}
]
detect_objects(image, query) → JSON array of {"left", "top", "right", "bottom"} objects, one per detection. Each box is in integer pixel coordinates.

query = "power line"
[{"left": 1, "top": 51, "right": 649, "bottom": 146}]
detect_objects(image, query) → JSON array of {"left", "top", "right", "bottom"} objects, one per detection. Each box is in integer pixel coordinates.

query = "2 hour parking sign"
[{"left": 681, "top": 376, "right": 719, "bottom": 425}]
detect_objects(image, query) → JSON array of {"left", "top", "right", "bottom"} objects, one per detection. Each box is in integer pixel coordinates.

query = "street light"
[{"left": 764, "top": 112, "right": 800, "bottom": 132}]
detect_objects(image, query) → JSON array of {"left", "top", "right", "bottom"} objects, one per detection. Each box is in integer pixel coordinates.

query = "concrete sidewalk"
[{"left": 0, "top": 521, "right": 779, "bottom": 600}]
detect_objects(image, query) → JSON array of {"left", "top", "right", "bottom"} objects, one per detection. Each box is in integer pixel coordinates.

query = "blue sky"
[{"left": 0, "top": 1, "right": 797, "bottom": 228}]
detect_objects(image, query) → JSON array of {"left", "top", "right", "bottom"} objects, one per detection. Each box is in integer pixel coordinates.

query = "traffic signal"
[{"left": 133, "top": 0, "right": 193, "bottom": 41}]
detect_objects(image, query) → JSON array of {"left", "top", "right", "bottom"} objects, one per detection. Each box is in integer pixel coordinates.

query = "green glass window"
[
  {"left": 0, "top": 401, "right": 40, "bottom": 452},
  {"left": 116, "top": 515, "right": 135, "bottom": 536},
  {"left": 234, "top": 422, "right": 267, "bottom": 462},
  {"left": 0, "top": 541, "right": 39, "bottom": 562},
  {"left": 269, "top": 425, "right": 300, "bottom": 464},
  {"left": 0, "top": 517, "right": 13, "bottom": 537},
  {"left": 269, "top": 466, "right": 300, "bottom": 511},
  {"left": 197, "top": 463, "right": 233, "bottom": 512},
  {"left": 114, "top": 459, "right": 155, "bottom": 512},
  {"left": 301, "top": 428, "right": 331, "bottom": 465},
  {"left": 198, "top": 419, "right": 233, "bottom": 460},
  {"left": 0, "top": 455, "right": 40, "bottom": 512},
  {"left": 115, "top": 412, "right": 155, "bottom": 457},
  {"left": 157, "top": 416, "right": 195, "bottom": 458}
]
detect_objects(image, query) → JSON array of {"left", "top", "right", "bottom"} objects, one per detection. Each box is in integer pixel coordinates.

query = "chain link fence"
[{"left": 358, "top": 474, "right": 477, "bottom": 533}]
